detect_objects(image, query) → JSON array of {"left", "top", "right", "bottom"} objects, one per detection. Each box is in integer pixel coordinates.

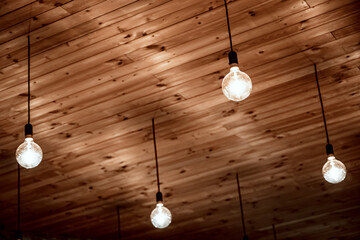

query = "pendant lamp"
[
  {"left": 150, "top": 118, "right": 172, "bottom": 229},
  {"left": 222, "top": 0, "right": 252, "bottom": 102},
  {"left": 272, "top": 224, "right": 277, "bottom": 240},
  {"left": 236, "top": 173, "right": 248, "bottom": 240},
  {"left": 314, "top": 64, "right": 346, "bottom": 184},
  {"left": 16, "top": 165, "right": 23, "bottom": 240},
  {"left": 15, "top": 36, "right": 43, "bottom": 169},
  {"left": 117, "top": 206, "right": 121, "bottom": 240}
]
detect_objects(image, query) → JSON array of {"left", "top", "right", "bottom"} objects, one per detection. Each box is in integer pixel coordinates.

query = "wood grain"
[{"left": 0, "top": 0, "right": 359, "bottom": 239}]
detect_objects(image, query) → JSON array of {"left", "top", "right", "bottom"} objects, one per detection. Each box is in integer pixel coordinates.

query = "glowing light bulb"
[
  {"left": 222, "top": 65, "right": 252, "bottom": 101},
  {"left": 150, "top": 203, "right": 172, "bottom": 229},
  {"left": 16, "top": 137, "right": 42, "bottom": 169},
  {"left": 322, "top": 155, "right": 346, "bottom": 184}
]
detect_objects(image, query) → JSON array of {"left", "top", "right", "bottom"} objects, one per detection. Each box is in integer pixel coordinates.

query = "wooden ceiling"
[{"left": 0, "top": 0, "right": 360, "bottom": 239}]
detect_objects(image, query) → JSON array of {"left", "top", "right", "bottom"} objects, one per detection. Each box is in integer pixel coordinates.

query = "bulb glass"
[
  {"left": 322, "top": 155, "right": 346, "bottom": 184},
  {"left": 16, "top": 137, "right": 43, "bottom": 169},
  {"left": 222, "top": 66, "right": 252, "bottom": 101},
  {"left": 150, "top": 203, "right": 172, "bottom": 229}
]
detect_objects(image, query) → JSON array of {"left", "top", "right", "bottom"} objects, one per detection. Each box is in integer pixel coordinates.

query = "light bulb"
[
  {"left": 322, "top": 155, "right": 346, "bottom": 184},
  {"left": 222, "top": 65, "right": 252, "bottom": 101},
  {"left": 150, "top": 203, "right": 172, "bottom": 229},
  {"left": 16, "top": 137, "right": 43, "bottom": 169}
]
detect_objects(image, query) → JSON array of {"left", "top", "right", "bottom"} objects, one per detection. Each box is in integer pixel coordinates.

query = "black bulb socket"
[
  {"left": 228, "top": 51, "right": 238, "bottom": 65},
  {"left": 16, "top": 230, "right": 22, "bottom": 240},
  {"left": 326, "top": 144, "right": 334, "bottom": 155},
  {"left": 25, "top": 123, "right": 33, "bottom": 137},
  {"left": 156, "top": 192, "right": 163, "bottom": 203},
  {"left": 243, "top": 235, "right": 248, "bottom": 240}
]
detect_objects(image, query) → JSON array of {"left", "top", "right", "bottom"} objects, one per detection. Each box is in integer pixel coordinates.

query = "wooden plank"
[
  {"left": 0, "top": 0, "right": 34, "bottom": 17},
  {"left": 0, "top": 46, "right": 358, "bottom": 150},
  {"left": 1, "top": 62, "right": 358, "bottom": 177},
  {"left": 305, "top": 0, "right": 331, "bottom": 7},
  {"left": 0, "top": 0, "right": 137, "bottom": 56},
  {"left": 0, "top": 0, "right": 359, "bottom": 239},
  {"left": 0, "top": 0, "right": 72, "bottom": 31},
  {"left": 0, "top": 0, "right": 222, "bottom": 69},
  {"left": 0, "top": 6, "right": 71, "bottom": 45},
  {"left": 332, "top": 22, "right": 360, "bottom": 39},
  {"left": 0, "top": 0, "right": 355, "bottom": 101},
  {"left": 0, "top": 0, "right": 305, "bottom": 80}
]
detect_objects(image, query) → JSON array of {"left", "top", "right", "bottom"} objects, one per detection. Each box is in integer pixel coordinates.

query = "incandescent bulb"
[
  {"left": 322, "top": 155, "right": 346, "bottom": 184},
  {"left": 150, "top": 203, "right": 172, "bottom": 229},
  {"left": 16, "top": 137, "right": 42, "bottom": 169},
  {"left": 222, "top": 65, "right": 252, "bottom": 101}
]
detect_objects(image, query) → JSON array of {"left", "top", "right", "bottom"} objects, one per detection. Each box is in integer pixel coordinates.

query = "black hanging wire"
[
  {"left": 17, "top": 165, "right": 20, "bottom": 230},
  {"left": 152, "top": 118, "right": 161, "bottom": 193},
  {"left": 224, "top": 0, "right": 233, "bottom": 51},
  {"left": 16, "top": 164, "right": 22, "bottom": 240},
  {"left": 223, "top": 0, "right": 238, "bottom": 65},
  {"left": 314, "top": 64, "right": 330, "bottom": 145},
  {"left": 272, "top": 224, "right": 277, "bottom": 240},
  {"left": 24, "top": 6, "right": 33, "bottom": 137},
  {"left": 27, "top": 3, "right": 32, "bottom": 125},
  {"left": 116, "top": 206, "right": 121, "bottom": 240},
  {"left": 236, "top": 173, "right": 248, "bottom": 239},
  {"left": 27, "top": 36, "right": 31, "bottom": 124}
]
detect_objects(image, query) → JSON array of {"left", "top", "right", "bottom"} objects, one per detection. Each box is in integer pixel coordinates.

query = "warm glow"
[
  {"left": 222, "top": 66, "right": 252, "bottom": 101},
  {"left": 322, "top": 155, "right": 346, "bottom": 184},
  {"left": 16, "top": 137, "right": 43, "bottom": 169},
  {"left": 150, "top": 203, "right": 172, "bottom": 229}
]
